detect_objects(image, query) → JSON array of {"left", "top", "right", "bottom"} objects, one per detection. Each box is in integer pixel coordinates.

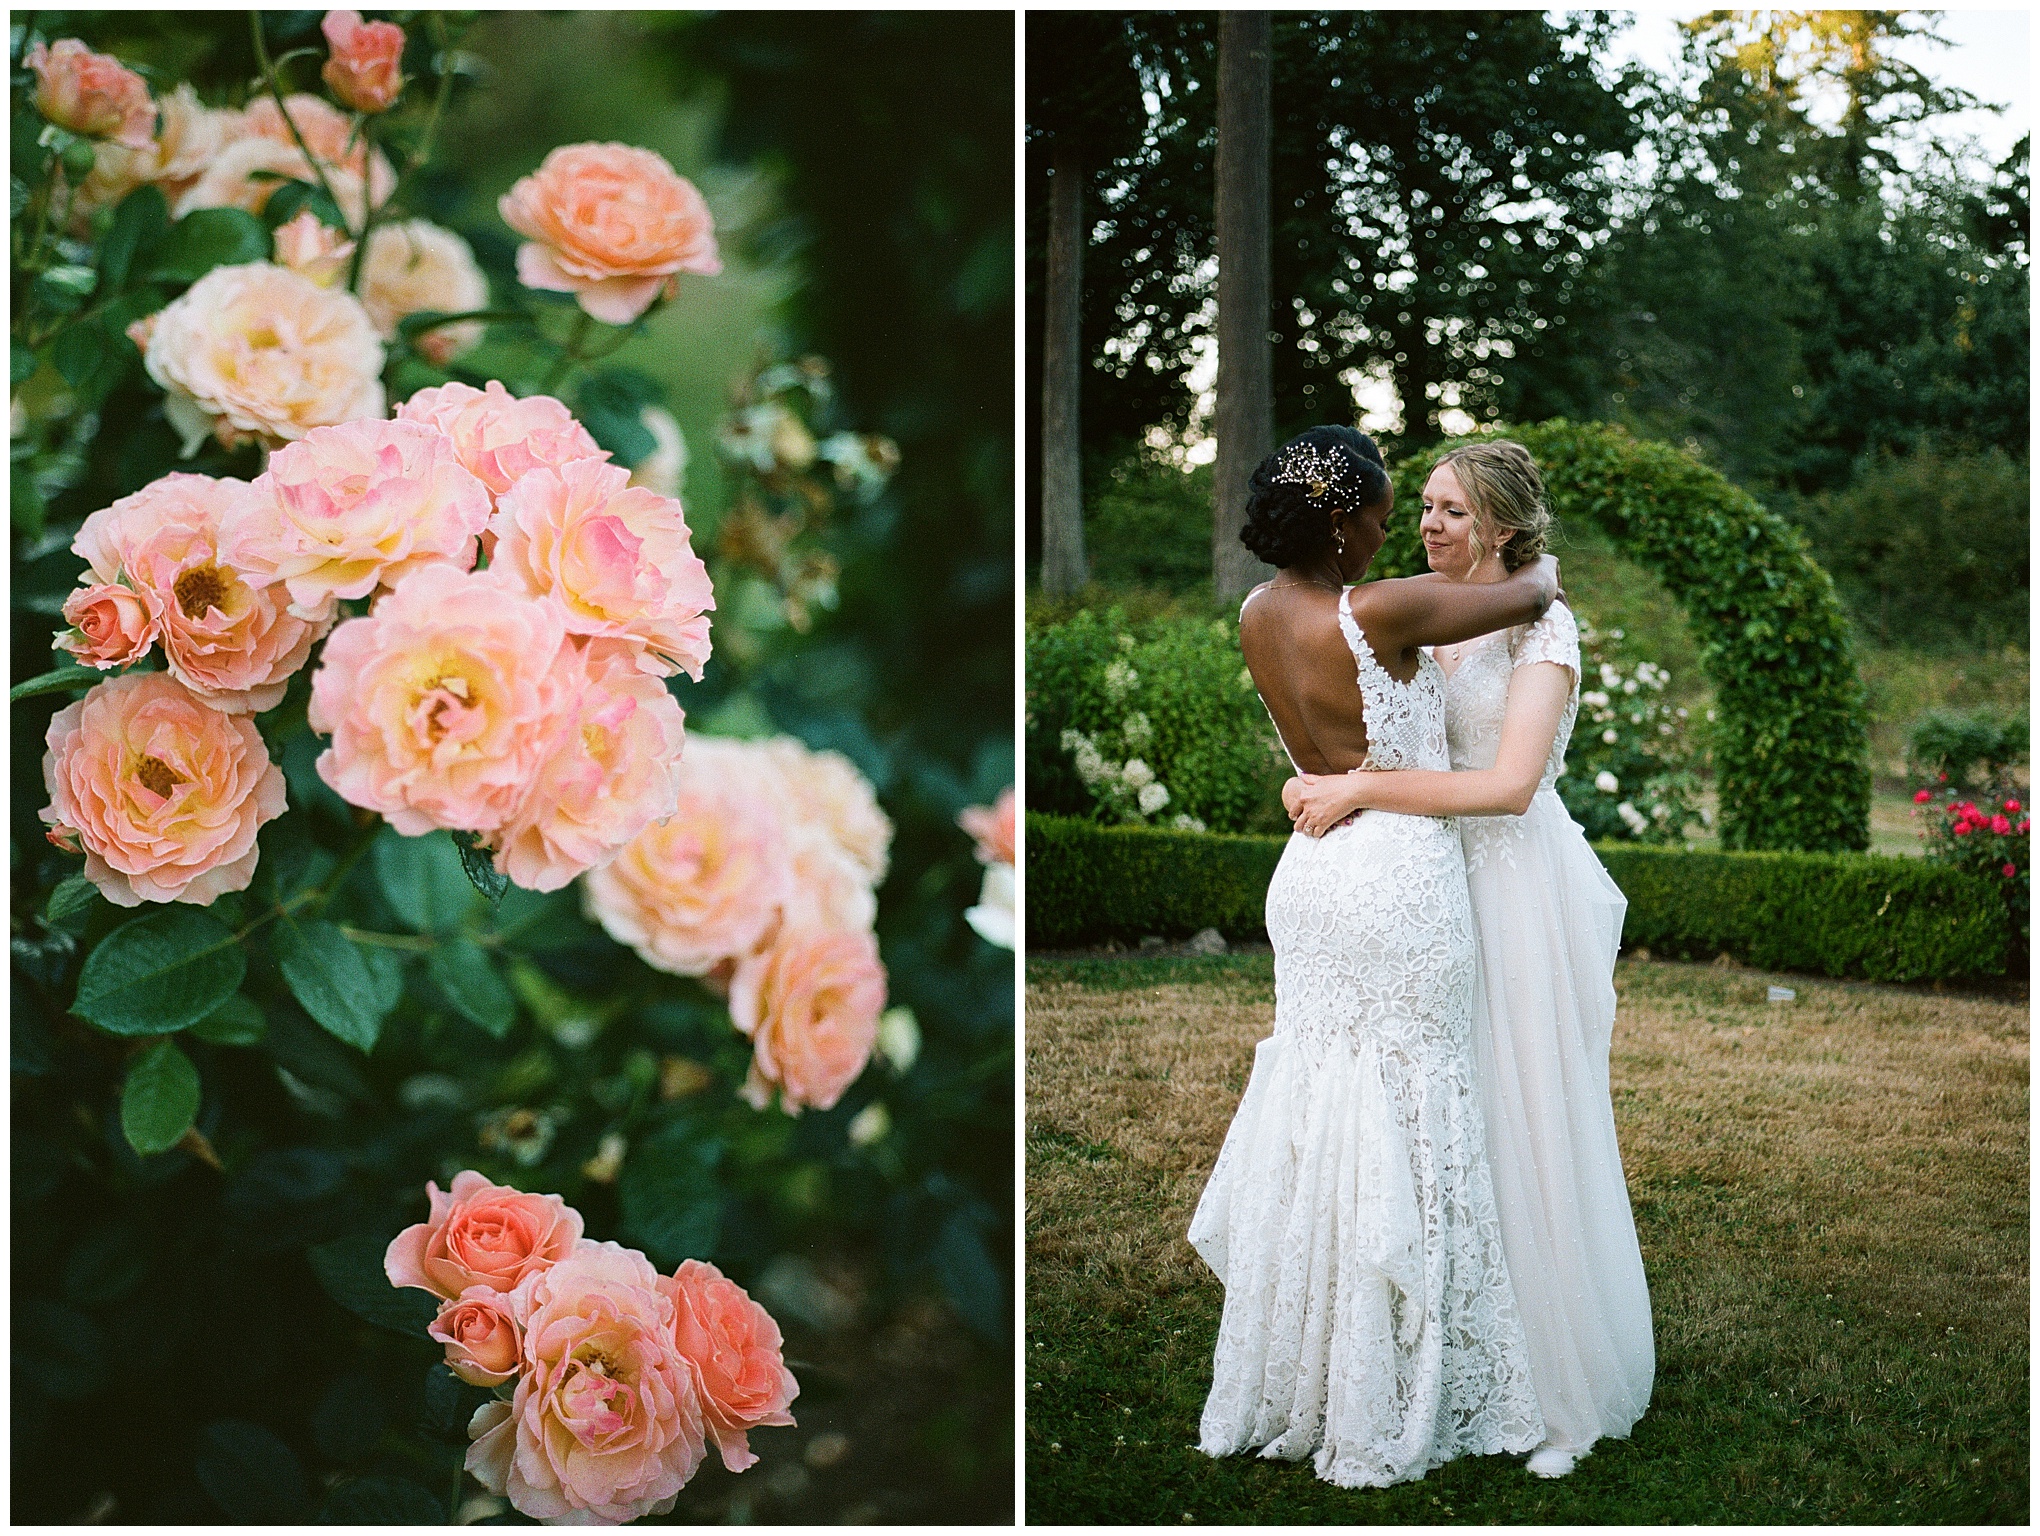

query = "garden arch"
[{"left": 1384, "top": 421, "right": 1870, "bottom": 852}]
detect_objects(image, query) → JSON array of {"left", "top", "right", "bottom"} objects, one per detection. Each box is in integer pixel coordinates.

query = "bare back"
[{"left": 1238, "top": 584, "right": 1395, "bottom": 775}]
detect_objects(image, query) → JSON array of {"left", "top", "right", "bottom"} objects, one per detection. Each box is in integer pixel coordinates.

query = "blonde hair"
[{"left": 1434, "top": 440, "right": 1551, "bottom": 572}]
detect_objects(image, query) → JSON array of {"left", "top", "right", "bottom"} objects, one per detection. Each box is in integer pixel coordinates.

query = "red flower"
[
  {"left": 1992, "top": 815, "right": 2012, "bottom": 835},
  {"left": 1953, "top": 823, "right": 1971, "bottom": 836},
  {"left": 1938, "top": 771, "right": 1948, "bottom": 782},
  {"left": 2004, "top": 863, "right": 2017, "bottom": 879},
  {"left": 2020, "top": 820, "right": 2030, "bottom": 835},
  {"left": 1914, "top": 789, "right": 1932, "bottom": 804},
  {"left": 2005, "top": 798, "right": 2021, "bottom": 814}
]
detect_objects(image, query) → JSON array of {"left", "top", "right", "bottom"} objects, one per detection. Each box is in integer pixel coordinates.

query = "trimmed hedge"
[{"left": 1026, "top": 814, "right": 2007, "bottom": 982}]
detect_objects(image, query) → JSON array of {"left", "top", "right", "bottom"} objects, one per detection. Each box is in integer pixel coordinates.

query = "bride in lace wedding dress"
[
  {"left": 1188, "top": 427, "right": 1559, "bottom": 1490},
  {"left": 1286, "top": 440, "right": 1655, "bottom": 1480}
]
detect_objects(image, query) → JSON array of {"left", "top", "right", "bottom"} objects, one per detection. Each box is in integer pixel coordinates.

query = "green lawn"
[{"left": 1025, "top": 953, "right": 2028, "bottom": 1524}]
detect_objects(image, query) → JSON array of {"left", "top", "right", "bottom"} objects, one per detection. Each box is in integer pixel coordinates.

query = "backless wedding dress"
[
  {"left": 1189, "top": 588, "right": 1543, "bottom": 1489},
  {"left": 1436, "top": 600, "right": 1654, "bottom": 1452}
]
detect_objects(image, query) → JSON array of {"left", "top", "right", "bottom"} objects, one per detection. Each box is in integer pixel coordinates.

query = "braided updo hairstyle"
[
  {"left": 1432, "top": 439, "right": 1551, "bottom": 572},
  {"left": 1239, "top": 426, "right": 1391, "bottom": 568}
]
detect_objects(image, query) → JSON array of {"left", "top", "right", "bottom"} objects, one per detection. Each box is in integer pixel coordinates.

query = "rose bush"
[{"left": 12, "top": 12, "right": 1012, "bottom": 1525}]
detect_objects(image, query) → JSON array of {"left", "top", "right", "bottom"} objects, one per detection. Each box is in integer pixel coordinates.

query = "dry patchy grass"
[{"left": 1025, "top": 954, "right": 2028, "bottom": 1524}]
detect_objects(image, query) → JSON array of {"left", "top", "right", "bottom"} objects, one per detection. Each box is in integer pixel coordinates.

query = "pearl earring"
[{"left": 1334, "top": 531, "right": 1347, "bottom": 556}]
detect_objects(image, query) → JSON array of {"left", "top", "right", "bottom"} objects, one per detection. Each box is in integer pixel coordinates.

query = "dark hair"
[{"left": 1239, "top": 426, "right": 1391, "bottom": 568}]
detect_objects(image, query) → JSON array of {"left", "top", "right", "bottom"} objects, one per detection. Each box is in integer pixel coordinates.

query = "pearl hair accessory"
[{"left": 1270, "top": 440, "right": 1372, "bottom": 505}]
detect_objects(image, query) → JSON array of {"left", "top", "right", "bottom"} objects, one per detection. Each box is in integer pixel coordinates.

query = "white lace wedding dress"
[
  {"left": 1439, "top": 600, "right": 1654, "bottom": 1453},
  {"left": 1188, "top": 589, "right": 1544, "bottom": 1489}
]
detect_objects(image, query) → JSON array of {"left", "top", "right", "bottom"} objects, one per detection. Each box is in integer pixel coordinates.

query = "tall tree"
[
  {"left": 1212, "top": 11, "right": 1273, "bottom": 598},
  {"left": 1039, "top": 138, "right": 1088, "bottom": 594}
]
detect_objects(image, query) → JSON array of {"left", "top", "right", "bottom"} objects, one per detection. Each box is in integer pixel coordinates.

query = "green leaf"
[
  {"left": 261, "top": 178, "right": 347, "bottom": 233},
  {"left": 72, "top": 908, "right": 244, "bottom": 1037},
  {"left": 618, "top": 1120, "right": 723, "bottom": 1265},
  {"left": 121, "top": 1038, "right": 200, "bottom": 1155},
  {"left": 49, "top": 316, "right": 107, "bottom": 390},
  {"left": 11, "top": 339, "right": 37, "bottom": 385},
  {"left": 373, "top": 829, "right": 478, "bottom": 933},
  {"left": 318, "top": 1477, "right": 442, "bottom": 1524},
  {"left": 576, "top": 382, "right": 659, "bottom": 467},
  {"left": 429, "top": 939, "right": 516, "bottom": 1037},
  {"left": 190, "top": 992, "right": 267, "bottom": 1046},
  {"left": 307, "top": 1231, "right": 438, "bottom": 1339},
  {"left": 42, "top": 874, "right": 102, "bottom": 935},
  {"left": 450, "top": 830, "right": 510, "bottom": 904},
  {"left": 11, "top": 460, "right": 46, "bottom": 540},
  {"left": 195, "top": 1419, "right": 306, "bottom": 1523},
  {"left": 100, "top": 183, "right": 168, "bottom": 290},
  {"left": 933, "top": 1211, "right": 1006, "bottom": 1342},
  {"left": 272, "top": 917, "right": 393, "bottom": 1052},
  {"left": 10, "top": 664, "right": 105, "bottom": 702},
  {"left": 148, "top": 207, "right": 270, "bottom": 285}
]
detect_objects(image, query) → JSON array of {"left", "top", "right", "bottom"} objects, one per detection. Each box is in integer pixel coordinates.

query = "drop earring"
[{"left": 1334, "top": 530, "right": 1347, "bottom": 556}]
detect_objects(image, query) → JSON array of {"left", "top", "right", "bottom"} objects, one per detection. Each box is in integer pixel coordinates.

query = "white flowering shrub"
[{"left": 1555, "top": 620, "right": 1703, "bottom": 844}]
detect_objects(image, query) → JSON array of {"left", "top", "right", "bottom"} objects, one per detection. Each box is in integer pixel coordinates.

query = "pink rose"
[
  {"left": 136, "top": 263, "right": 384, "bottom": 455},
  {"left": 357, "top": 220, "right": 490, "bottom": 364},
  {"left": 321, "top": 10, "right": 406, "bottom": 114},
  {"left": 491, "top": 638, "right": 688, "bottom": 893},
  {"left": 237, "top": 418, "right": 492, "bottom": 619},
  {"left": 431, "top": 1287, "right": 526, "bottom": 1386},
  {"left": 782, "top": 826, "right": 877, "bottom": 936},
  {"left": 384, "top": 1169, "right": 584, "bottom": 1299},
  {"left": 66, "top": 83, "right": 236, "bottom": 229},
  {"left": 959, "top": 786, "right": 1016, "bottom": 867},
  {"left": 243, "top": 91, "right": 393, "bottom": 189},
  {"left": 272, "top": 208, "right": 355, "bottom": 286},
  {"left": 2005, "top": 862, "right": 2018, "bottom": 879},
  {"left": 310, "top": 565, "right": 570, "bottom": 837},
  {"left": 499, "top": 143, "right": 721, "bottom": 323},
  {"left": 71, "top": 473, "right": 324, "bottom": 714},
  {"left": 493, "top": 458, "right": 715, "bottom": 679},
  {"left": 58, "top": 581, "right": 159, "bottom": 669},
  {"left": 397, "top": 380, "right": 608, "bottom": 499},
  {"left": 658, "top": 1260, "right": 798, "bottom": 1473},
  {"left": 41, "top": 673, "right": 287, "bottom": 907},
  {"left": 581, "top": 737, "right": 795, "bottom": 976},
  {"left": 2006, "top": 799, "right": 2022, "bottom": 814},
  {"left": 731, "top": 926, "right": 886, "bottom": 1115},
  {"left": 26, "top": 39, "right": 154, "bottom": 147},
  {"left": 1991, "top": 815, "right": 2012, "bottom": 835},
  {"left": 758, "top": 737, "right": 892, "bottom": 886},
  {"left": 465, "top": 1241, "right": 707, "bottom": 1524},
  {"left": 1913, "top": 789, "right": 1932, "bottom": 804}
]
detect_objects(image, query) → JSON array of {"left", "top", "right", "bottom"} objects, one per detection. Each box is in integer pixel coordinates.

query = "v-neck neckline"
[{"left": 1432, "top": 627, "right": 1506, "bottom": 683}]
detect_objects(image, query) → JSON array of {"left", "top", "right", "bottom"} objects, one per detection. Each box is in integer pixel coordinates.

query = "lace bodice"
[{"left": 1439, "top": 601, "right": 1579, "bottom": 786}]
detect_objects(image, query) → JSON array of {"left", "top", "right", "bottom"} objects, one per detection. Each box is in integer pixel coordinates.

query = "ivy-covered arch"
[{"left": 1382, "top": 421, "right": 1871, "bottom": 853}]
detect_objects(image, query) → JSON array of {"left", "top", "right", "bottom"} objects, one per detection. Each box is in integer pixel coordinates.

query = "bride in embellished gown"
[
  {"left": 1286, "top": 440, "right": 1655, "bottom": 1479},
  {"left": 1188, "top": 427, "right": 1559, "bottom": 1490}
]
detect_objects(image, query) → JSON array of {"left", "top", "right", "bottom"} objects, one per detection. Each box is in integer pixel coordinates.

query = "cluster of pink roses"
[
  {"left": 585, "top": 737, "right": 893, "bottom": 1113},
  {"left": 1916, "top": 790, "right": 2029, "bottom": 879},
  {"left": 42, "top": 380, "right": 713, "bottom": 902},
  {"left": 386, "top": 1171, "right": 795, "bottom": 1524}
]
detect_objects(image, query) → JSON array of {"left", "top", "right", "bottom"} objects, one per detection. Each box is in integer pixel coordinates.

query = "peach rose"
[
  {"left": 782, "top": 825, "right": 877, "bottom": 935},
  {"left": 493, "top": 458, "right": 714, "bottom": 679},
  {"left": 72, "top": 472, "right": 323, "bottom": 713},
  {"left": 321, "top": 10, "right": 406, "bottom": 114},
  {"left": 384, "top": 1169, "right": 584, "bottom": 1299},
  {"left": 432, "top": 1287, "right": 526, "bottom": 1387},
  {"left": 499, "top": 142, "right": 721, "bottom": 324},
  {"left": 137, "top": 262, "right": 384, "bottom": 455},
  {"left": 491, "top": 638, "right": 688, "bottom": 894},
  {"left": 177, "top": 93, "right": 393, "bottom": 222},
  {"left": 658, "top": 1260, "right": 797, "bottom": 1474},
  {"left": 732, "top": 925, "right": 886, "bottom": 1115},
  {"left": 397, "top": 380, "right": 608, "bottom": 499},
  {"left": 26, "top": 39, "right": 154, "bottom": 147},
  {"left": 69, "top": 84, "right": 238, "bottom": 228},
  {"left": 236, "top": 418, "right": 492, "bottom": 619},
  {"left": 758, "top": 737, "right": 892, "bottom": 887},
  {"left": 358, "top": 220, "right": 490, "bottom": 364},
  {"left": 959, "top": 786, "right": 1015, "bottom": 867},
  {"left": 466, "top": 1241, "right": 707, "bottom": 1524},
  {"left": 582, "top": 737, "right": 795, "bottom": 976},
  {"left": 41, "top": 672, "right": 287, "bottom": 907},
  {"left": 58, "top": 581, "right": 158, "bottom": 669},
  {"left": 272, "top": 208, "right": 355, "bottom": 286},
  {"left": 308, "top": 565, "right": 568, "bottom": 836},
  {"left": 244, "top": 91, "right": 395, "bottom": 190}
]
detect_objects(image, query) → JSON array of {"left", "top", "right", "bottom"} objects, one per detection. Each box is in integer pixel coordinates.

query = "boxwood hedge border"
[{"left": 1025, "top": 814, "right": 2007, "bottom": 982}]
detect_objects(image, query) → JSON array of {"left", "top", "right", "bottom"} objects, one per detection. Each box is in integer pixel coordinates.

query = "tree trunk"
[
  {"left": 1212, "top": 11, "right": 1274, "bottom": 599},
  {"left": 1039, "top": 140, "right": 1088, "bottom": 596}
]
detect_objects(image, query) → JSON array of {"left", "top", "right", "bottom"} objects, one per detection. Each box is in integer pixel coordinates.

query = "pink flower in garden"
[
  {"left": 2004, "top": 863, "right": 2018, "bottom": 879},
  {"left": 781, "top": 825, "right": 878, "bottom": 936},
  {"left": 731, "top": 925, "right": 886, "bottom": 1115},
  {"left": 2020, "top": 820, "right": 2030, "bottom": 835},
  {"left": 25, "top": 39, "right": 154, "bottom": 147},
  {"left": 499, "top": 143, "right": 721, "bottom": 323},
  {"left": 321, "top": 9, "right": 406, "bottom": 114},
  {"left": 396, "top": 380, "right": 608, "bottom": 499},
  {"left": 493, "top": 457, "right": 715, "bottom": 679},
  {"left": 1952, "top": 822, "right": 1972, "bottom": 837},
  {"left": 431, "top": 1287, "right": 526, "bottom": 1386},
  {"left": 385, "top": 1169, "right": 585, "bottom": 1300},
  {"left": 756, "top": 737, "right": 892, "bottom": 887},
  {"left": 272, "top": 208, "right": 355, "bottom": 286},
  {"left": 1991, "top": 815, "right": 2011, "bottom": 835},
  {"left": 2005, "top": 798, "right": 2021, "bottom": 814},
  {"left": 657, "top": 1260, "right": 798, "bottom": 1473},
  {"left": 58, "top": 582, "right": 159, "bottom": 670},
  {"left": 959, "top": 786, "right": 1016, "bottom": 867},
  {"left": 491, "top": 638, "right": 689, "bottom": 894},
  {"left": 67, "top": 84, "right": 238, "bottom": 227},
  {"left": 357, "top": 220, "right": 491, "bottom": 364},
  {"left": 309, "top": 565, "right": 569, "bottom": 837},
  {"left": 70, "top": 473, "right": 326, "bottom": 713},
  {"left": 1913, "top": 789, "right": 1932, "bottom": 805},
  {"left": 243, "top": 92, "right": 390, "bottom": 186},
  {"left": 465, "top": 1241, "right": 708, "bottom": 1524},
  {"left": 582, "top": 738, "right": 795, "bottom": 977},
  {"left": 41, "top": 672, "right": 287, "bottom": 907},
  {"left": 237, "top": 418, "right": 492, "bottom": 619},
  {"left": 135, "top": 263, "right": 384, "bottom": 455},
  {"left": 176, "top": 96, "right": 393, "bottom": 224}
]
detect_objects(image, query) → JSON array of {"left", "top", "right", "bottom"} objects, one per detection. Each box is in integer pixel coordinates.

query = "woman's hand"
[{"left": 1285, "top": 771, "right": 1373, "bottom": 838}]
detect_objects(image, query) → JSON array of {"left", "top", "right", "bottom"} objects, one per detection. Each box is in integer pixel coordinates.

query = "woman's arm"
[
  {"left": 1357, "top": 553, "right": 1559, "bottom": 652},
  {"left": 1284, "top": 663, "right": 1574, "bottom": 834}
]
